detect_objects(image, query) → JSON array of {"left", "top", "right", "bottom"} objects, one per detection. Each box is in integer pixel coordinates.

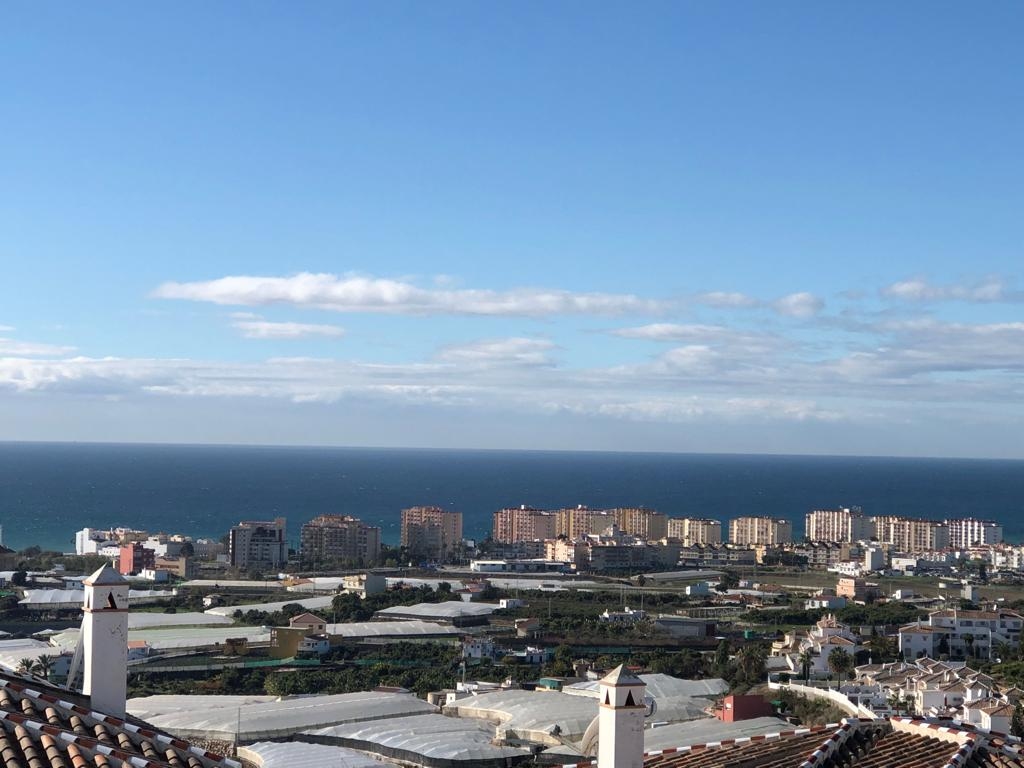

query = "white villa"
[
  {"left": 772, "top": 614, "right": 861, "bottom": 680},
  {"left": 899, "top": 608, "right": 1024, "bottom": 661},
  {"left": 854, "top": 658, "right": 1022, "bottom": 730}
]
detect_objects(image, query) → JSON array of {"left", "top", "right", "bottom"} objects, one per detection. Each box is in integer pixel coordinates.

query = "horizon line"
[{"left": 0, "top": 438, "right": 1021, "bottom": 463}]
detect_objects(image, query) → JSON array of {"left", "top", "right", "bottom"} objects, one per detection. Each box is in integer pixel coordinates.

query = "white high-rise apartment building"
[
  {"left": 804, "top": 507, "right": 873, "bottom": 543},
  {"left": 945, "top": 518, "right": 1003, "bottom": 549},
  {"left": 729, "top": 516, "right": 793, "bottom": 546},
  {"left": 873, "top": 516, "right": 949, "bottom": 553},
  {"left": 667, "top": 517, "right": 723, "bottom": 546},
  {"left": 229, "top": 517, "right": 287, "bottom": 570}
]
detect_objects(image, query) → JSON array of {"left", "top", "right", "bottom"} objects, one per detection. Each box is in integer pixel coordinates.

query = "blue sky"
[{"left": 1, "top": 3, "right": 1022, "bottom": 457}]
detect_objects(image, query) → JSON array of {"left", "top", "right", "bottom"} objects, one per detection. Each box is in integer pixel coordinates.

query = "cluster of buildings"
[
  {"left": 76, "top": 526, "right": 224, "bottom": 580},
  {"left": 805, "top": 507, "right": 1004, "bottom": 552},
  {"left": 488, "top": 504, "right": 1011, "bottom": 575},
  {"left": 229, "top": 506, "right": 464, "bottom": 572},
  {"left": 853, "top": 658, "right": 1020, "bottom": 729}
]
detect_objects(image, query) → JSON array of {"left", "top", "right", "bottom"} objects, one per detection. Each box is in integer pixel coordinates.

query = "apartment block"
[
  {"left": 300, "top": 514, "right": 382, "bottom": 567},
  {"left": 401, "top": 506, "right": 463, "bottom": 563},
  {"left": 874, "top": 516, "right": 949, "bottom": 553},
  {"left": 492, "top": 506, "right": 558, "bottom": 543},
  {"left": 805, "top": 507, "right": 873, "bottom": 543},
  {"left": 613, "top": 508, "right": 667, "bottom": 540},
  {"left": 118, "top": 543, "right": 155, "bottom": 576},
  {"left": 945, "top": 518, "right": 1004, "bottom": 549},
  {"left": 728, "top": 516, "right": 793, "bottom": 546},
  {"left": 900, "top": 609, "right": 1024, "bottom": 661},
  {"left": 554, "top": 507, "right": 616, "bottom": 539},
  {"left": 667, "top": 517, "right": 722, "bottom": 546},
  {"left": 229, "top": 517, "right": 287, "bottom": 571}
]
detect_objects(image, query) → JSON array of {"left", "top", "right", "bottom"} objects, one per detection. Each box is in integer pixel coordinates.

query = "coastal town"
[{"left": 3, "top": 505, "right": 1024, "bottom": 767}]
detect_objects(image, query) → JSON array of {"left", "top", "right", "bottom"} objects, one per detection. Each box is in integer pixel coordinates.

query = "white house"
[
  {"left": 899, "top": 608, "right": 1024, "bottom": 661},
  {"left": 772, "top": 614, "right": 861, "bottom": 679}
]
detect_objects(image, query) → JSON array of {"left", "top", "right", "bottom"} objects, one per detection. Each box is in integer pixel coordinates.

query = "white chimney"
[
  {"left": 598, "top": 664, "right": 647, "bottom": 768},
  {"left": 81, "top": 564, "right": 129, "bottom": 718}
]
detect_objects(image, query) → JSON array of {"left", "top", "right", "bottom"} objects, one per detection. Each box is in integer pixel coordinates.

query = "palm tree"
[
  {"left": 887, "top": 689, "right": 910, "bottom": 716},
  {"left": 828, "top": 647, "right": 853, "bottom": 689},
  {"left": 798, "top": 650, "right": 814, "bottom": 683},
  {"left": 962, "top": 633, "right": 975, "bottom": 660},
  {"left": 16, "top": 658, "right": 35, "bottom": 676},
  {"left": 32, "top": 654, "right": 55, "bottom": 679},
  {"left": 736, "top": 644, "right": 767, "bottom": 686},
  {"left": 995, "top": 642, "right": 1013, "bottom": 664},
  {"left": 866, "top": 634, "right": 896, "bottom": 663}
]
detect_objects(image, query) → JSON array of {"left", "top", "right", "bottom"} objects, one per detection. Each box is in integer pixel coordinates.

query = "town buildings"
[
  {"left": 854, "top": 658, "right": 1020, "bottom": 728},
  {"left": 728, "top": 516, "right": 793, "bottom": 546},
  {"left": 666, "top": 517, "right": 722, "bottom": 546},
  {"left": 946, "top": 518, "right": 1004, "bottom": 549},
  {"left": 771, "top": 614, "right": 861, "bottom": 679},
  {"left": 491, "top": 505, "right": 668, "bottom": 543},
  {"left": 805, "top": 507, "right": 873, "bottom": 543},
  {"left": 492, "top": 506, "right": 558, "bottom": 543},
  {"left": 401, "top": 506, "right": 463, "bottom": 563},
  {"left": 899, "top": 608, "right": 1024, "bottom": 662},
  {"left": 300, "top": 514, "right": 382, "bottom": 567},
  {"left": 117, "top": 542, "right": 155, "bottom": 576},
  {"left": 869, "top": 515, "right": 948, "bottom": 553},
  {"left": 228, "top": 517, "right": 287, "bottom": 571}
]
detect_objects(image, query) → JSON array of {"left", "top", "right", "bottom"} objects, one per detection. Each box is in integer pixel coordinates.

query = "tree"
[
  {"left": 735, "top": 644, "right": 767, "bottom": 687},
  {"left": 962, "top": 633, "right": 976, "bottom": 660},
  {"left": 798, "top": 650, "right": 814, "bottom": 683},
  {"left": 713, "top": 640, "right": 731, "bottom": 675},
  {"left": 16, "top": 658, "right": 35, "bottom": 675},
  {"left": 1013, "top": 701, "right": 1024, "bottom": 738},
  {"left": 32, "top": 655, "right": 56, "bottom": 679},
  {"left": 827, "top": 647, "right": 853, "bottom": 688},
  {"left": 995, "top": 642, "right": 1013, "bottom": 664},
  {"left": 887, "top": 689, "right": 910, "bottom": 716},
  {"left": 11, "top": 570, "right": 27, "bottom": 587}
]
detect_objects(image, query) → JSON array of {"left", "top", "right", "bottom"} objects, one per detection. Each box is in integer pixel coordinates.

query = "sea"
[{"left": 0, "top": 442, "right": 1022, "bottom": 553}]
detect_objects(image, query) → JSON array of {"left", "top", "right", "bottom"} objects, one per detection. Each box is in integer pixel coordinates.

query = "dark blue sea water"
[{"left": 0, "top": 442, "right": 1022, "bottom": 552}]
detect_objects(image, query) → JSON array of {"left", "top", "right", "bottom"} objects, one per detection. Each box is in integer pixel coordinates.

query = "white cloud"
[
  {"left": 610, "top": 323, "right": 783, "bottom": 352},
  {"left": 435, "top": 337, "right": 557, "bottom": 366},
  {"left": 0, "top": 325, "right": 14, "bottom": 332},
  {"left": 882, "top": 277, "right": 1017, "bottom": 303},
  {"left": 773, "top": 291, "right": 824, "bottom": 318},
  {"left": 694, "top": 291, "right": 759, "bottom": 308},
  {"left": 0, "top": 337, "right": 76, "bottom": 356},
  {"left": 230, "top": 317, "right": 345, "bottom": 339},
  {"left": 154, "top": 272, "right": 667, "bottom": 317},
  {"left": 612, "top": 323, "right": 736, "bottom": 341}
]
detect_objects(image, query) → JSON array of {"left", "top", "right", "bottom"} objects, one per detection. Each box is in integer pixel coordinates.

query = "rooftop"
[
  {"left": 302, "top": 712, "right": 531, "bottom": 765},
  {"left": 0, "top": 670, "right": 240, "bottom": 768}
]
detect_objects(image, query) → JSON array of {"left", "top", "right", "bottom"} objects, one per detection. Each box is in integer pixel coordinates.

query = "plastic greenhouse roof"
[
  {"left": 374, "top": 601, "right": 498, "bottom": 619},
  {"left": 641, "top": 716, "right": 789, "bottom": 752},
  {"left": 324, "top": 620, "right": 462, "bottom": 638},
  {"left": 445, "top": 689, "right": 599, "bottom": 742},
  {"left": 50, "top": 625, "right": 273, "bottom": 653},
  {"left": 563, "top": 674, "right": 728, "bottom": 700},
  {"left": 130, "top": 691, "right": 437, "bottom": 742},
  {"left": 127, "top": 611, "right": 234, "bottom": 629},
  {"left": 239, "top": 740, "right": 395, "bottom": 768},
  {"left": 205, "top": 595, "right": 335, "bottom": 617},
  {"left": 303, "top": 712, "right": 530, "bottom": 764},
  {"left": 562, "top": 674, "right": 727, "bottom": 723},
  {"left": 129, "top": 694, "right": 279, "bottom": 721}
]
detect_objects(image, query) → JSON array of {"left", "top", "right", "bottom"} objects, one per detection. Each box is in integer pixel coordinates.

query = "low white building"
[
  {"left": 600, "top": 606, "right": 647, "bottom": 623},
  {"left": 771, "top": 614, "right": 861, "bottom": 679},
  {"left": 899, "top": 608, "right": 1024, "bottom": 661}
]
